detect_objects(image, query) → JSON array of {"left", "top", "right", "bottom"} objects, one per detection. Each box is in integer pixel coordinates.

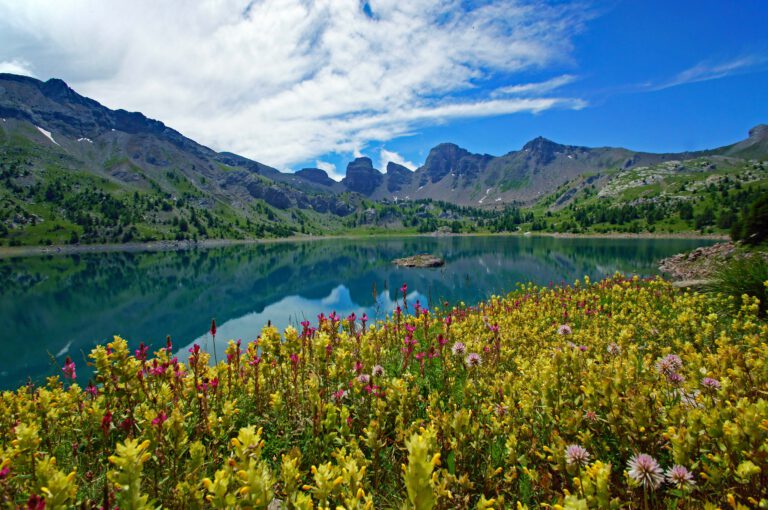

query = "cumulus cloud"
[
  {"left": 315, "top": 160, "right": 345, "bottom": 182},
  {"left": 0, "top": 0, "right": 591, "bottom": 168},
  {"left": 380, "top": 149, "right": 416, "bottom": 171}
]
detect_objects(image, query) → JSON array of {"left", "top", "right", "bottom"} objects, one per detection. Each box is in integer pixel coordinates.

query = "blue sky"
[
  {"left": 342, "top": 1, "right": 768, "bottom": 174},
  {"left": 0, "top": 1, "right": 766, "bottom": 179}
]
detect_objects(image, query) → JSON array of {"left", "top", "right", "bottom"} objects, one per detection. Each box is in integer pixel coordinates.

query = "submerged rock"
[{"left": 392, "top": 254, "right": 445, "bottom": 268}]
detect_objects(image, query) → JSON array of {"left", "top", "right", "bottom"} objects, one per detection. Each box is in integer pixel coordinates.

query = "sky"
[{"left": 0, "top": 0, "right": 766, "bottom": 181}]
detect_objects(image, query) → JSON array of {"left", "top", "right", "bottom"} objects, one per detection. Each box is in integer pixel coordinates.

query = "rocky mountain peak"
[
  {"left": 341, "top": 157, "right": 383, "bottom": 195},
  {"left": 521, "top": 136, "right": 565, "bottom": 166},
  {"left": 748, "top": 124, "right": 768, "bottom": 140},
  {"left": 295, "top": 167, "right": 336, "bottom": 187}
]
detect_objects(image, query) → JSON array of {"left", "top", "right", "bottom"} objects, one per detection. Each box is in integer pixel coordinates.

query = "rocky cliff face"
[{"left": 341, "top": 157, "right": 384, "bottom": 196}]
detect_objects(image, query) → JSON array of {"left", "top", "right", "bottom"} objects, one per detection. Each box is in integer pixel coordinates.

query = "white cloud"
[
  {"left": 0, "top": 0, "right": 591, "bottom": 167},
  {"left": 652, "top": 56, "right": 766, "bottom": 91},
  {"left": 0, "top": 58, "right": 35, "bottom": 77},
  {"left": 380, "top": 148, "right": 416, "bottom": 171},
  {"left": 315, "top": 160, "right": 345, "bottom": 182},
  {"left": 491, "top": 74, "right": 576, "bottom": 97}
]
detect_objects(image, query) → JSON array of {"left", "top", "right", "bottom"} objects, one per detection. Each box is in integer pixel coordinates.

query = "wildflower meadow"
[{"left": 1, "top": 275, "right": 767, "bottom": 509}]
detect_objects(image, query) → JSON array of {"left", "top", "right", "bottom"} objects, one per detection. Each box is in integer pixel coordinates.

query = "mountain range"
[{"left": 0, "top": 72, "right": 766, "bottom": 244}]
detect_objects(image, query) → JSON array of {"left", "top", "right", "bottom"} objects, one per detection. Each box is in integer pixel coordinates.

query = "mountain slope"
[{"left": 0, "top": 73, "right": 363, "bottom": 244}]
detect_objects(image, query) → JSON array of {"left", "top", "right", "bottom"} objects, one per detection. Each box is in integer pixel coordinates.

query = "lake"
[{"left": 0, "top": 235, "right": 714, "bottom": 389}]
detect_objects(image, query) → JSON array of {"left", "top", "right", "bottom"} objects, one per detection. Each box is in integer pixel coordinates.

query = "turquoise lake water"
[{"left": 0, "top": 235, "right": 715, "bottom": 389}]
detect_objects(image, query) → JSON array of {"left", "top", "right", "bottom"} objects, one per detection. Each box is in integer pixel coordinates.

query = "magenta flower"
[
  {"left": 627, "top": 453, "right": 664, "bottom": 489},
  {"left": 62, "top": 356, "right": 76, "bottom": 380},
  {"left": 361, "top": 314, "right": 368, "bottom": 329},
  {"left": 332, "top": 389, "right": 347, "bottom": 402},
  {"left": 134, "top": 342, "right": 149, "bottom": 361},
  {"left": 0, "top": 464, "right": 9, "bottom": 480},
  {"left": 101, "top": 411, "right": 112, "bottom": 436},
  {"left": 565, "top": 444, "right": 591, "bottom": 467},
  {"left": 86, "top": 383, "right": 99, "bottom": 398},
  {"left": 465, "top": 352, "right": 482, "bottom": 367},
  {"left": 152, "top": 411, "right": 168, "bottom": 428},
  {"left": 665, "top": 465, "right": 695, "bottom": 489}
]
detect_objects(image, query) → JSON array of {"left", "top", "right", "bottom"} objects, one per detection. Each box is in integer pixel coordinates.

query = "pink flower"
[
  {"left": 134, "top": 342, "right": 149, "bottom": 361},
  {"left": 557, "top": 324, "right": 572, "bottom": 335},
  {"left": 465, "top": 352, "right": 482, "bottom": 367},
  {"left": 101, "top": 411, "right": 112, "bottom": 436},
  {"left": 627, "top": 453, "right": 663, "bottom": 489},
  {"left": 372, "top": 365, "right": 384, "bottom": 377},
  {"left": 565, "top": 444, "right": 591, "bottom": 467},
  {"left": 667, "top": 372, "right": 685, "bottom": 387},
  {"left": 451, "top": 342, "right": 466, "bottom": 356},
  {"left": 332, "top": 389, "right": 347, "bottom": 402},
  {"left": 62, "top": 356, "right": 76, "bottom": 380},
  {"left": 290, "top": 353, "right": 299, "bottom": 367},
  {"left": 656, "top": 354, "right": 683, "bottom": 376},
  {"left": 357, "top": 374, "right": 371, "bottom": 385},
  {"left": 665, "top": 465, "right": 695, "bottom": 489},
  {"left": 354, "top": 360, "right": 364, "bottom": 374},
  {"left": 701, "top": 377, "right": 721, "bottom": 392},
  {"left": 152, "top": 411, "right": 167, "bottom": 427},
  {"left": 86, "top": 383, "right": 99, "bottom": 398},
  {"left": 0, "top": 464, "right": 9, "bottom": 480}
]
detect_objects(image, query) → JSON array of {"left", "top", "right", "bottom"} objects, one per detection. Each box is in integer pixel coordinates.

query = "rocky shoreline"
[{"left": 658, "top": 242, "right": 736, "bottom": 281}]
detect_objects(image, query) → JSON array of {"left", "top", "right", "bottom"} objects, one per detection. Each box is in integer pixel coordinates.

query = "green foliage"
[{"left": 708, "top": 254, "right": 768, "bottom": 316}]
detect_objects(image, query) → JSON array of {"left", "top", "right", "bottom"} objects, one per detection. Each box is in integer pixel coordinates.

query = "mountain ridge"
[{"left": 1, "top": 72, "right": 767, "bottom": 245}]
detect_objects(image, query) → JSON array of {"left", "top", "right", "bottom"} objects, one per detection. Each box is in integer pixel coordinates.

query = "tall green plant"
[{"left": 708, "top": 255, "right": 768, "bottom": 316}]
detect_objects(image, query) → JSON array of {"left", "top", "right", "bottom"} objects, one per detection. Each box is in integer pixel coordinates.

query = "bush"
[
  {"left": 742, "top": 192, "right": 768, "bottom": 245},
  {"left": 708, "top": 254, "right": 768, "bottom": 316}
]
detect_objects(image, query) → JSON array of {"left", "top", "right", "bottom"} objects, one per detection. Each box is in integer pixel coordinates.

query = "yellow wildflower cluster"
[{"left": 0, "top": 274, "right": 767, "bottom": 508}]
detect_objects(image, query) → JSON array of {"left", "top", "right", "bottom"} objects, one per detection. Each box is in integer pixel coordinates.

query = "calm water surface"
[{"left": 0, "top": 235, "right": 714, "bottom": 389}]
